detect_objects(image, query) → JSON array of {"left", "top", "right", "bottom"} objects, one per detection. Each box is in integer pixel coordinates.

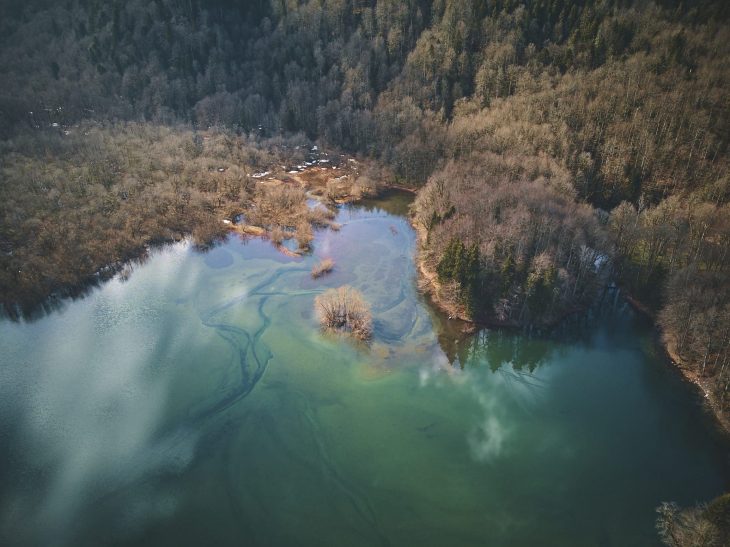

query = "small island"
[
  {"left": 311, "top": 258, "right": 335, "bottom": 279},
  {"left": 315, "top": 286, "right": 372, "bottom": 341}
]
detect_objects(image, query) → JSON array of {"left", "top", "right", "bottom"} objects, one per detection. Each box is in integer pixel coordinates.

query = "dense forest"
[{"left": 1, "top": 0, "right": 729, "bottom": 500}]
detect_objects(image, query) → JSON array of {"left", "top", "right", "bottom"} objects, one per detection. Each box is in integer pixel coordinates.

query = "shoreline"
[
  {"left": 664, "top": 335, "right": 730, "bottom": 435},
  {"left": 623, "top": 293, "right": 730, "bottom": 436},
  {"left": 411, "top": 220, "right": 585, "bottom": 331},
  {"left": 413, "top": 217, "right": 730, "bottom": 436}
]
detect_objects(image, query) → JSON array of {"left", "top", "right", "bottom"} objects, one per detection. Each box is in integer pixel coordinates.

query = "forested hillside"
[
  {"left": 3, "top": 0, "right": 728, "bottom": 194},
  {"left": 1, "top": 0, "right": 729, "bottom": 427}
]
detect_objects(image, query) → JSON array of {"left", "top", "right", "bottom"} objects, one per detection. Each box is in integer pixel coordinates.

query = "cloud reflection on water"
[
  {"left": 419, "top": 328, "right": 553, "bottom": 464},
  {"left": 467, "top": 383, "right": 510, "bottom": 462},
  {"left": 2, "top": 243, "right": 205, "bottom": 545}
]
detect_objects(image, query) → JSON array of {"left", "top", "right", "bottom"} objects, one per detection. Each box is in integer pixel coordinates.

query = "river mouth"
[{"left": 0, "top": 192, "right": 727, "bottom": 546}]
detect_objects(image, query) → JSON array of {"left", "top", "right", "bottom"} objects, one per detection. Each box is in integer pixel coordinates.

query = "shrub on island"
[{"left": 315, "top": 286, "right": 372, "bottom": 340}]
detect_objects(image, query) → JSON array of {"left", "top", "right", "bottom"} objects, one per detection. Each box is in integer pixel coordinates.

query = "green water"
[{"left": 0, "top": 192, "right": 727, "bottom": 546}]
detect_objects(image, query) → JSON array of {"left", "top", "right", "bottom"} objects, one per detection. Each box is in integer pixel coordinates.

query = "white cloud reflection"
[
  {"left": 468, "top": 389, "right": 509, "bottom": 462},
  {"left": 1, "top": 243, "right": 204, "bottom": 545},
  {"left": 417, "top": 347, "right": 538, "bottom": 464}
]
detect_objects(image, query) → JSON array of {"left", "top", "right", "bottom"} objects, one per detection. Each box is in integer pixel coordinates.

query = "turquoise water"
[{"left": 0, "top": 192, "right": 727, "bottom": 546}]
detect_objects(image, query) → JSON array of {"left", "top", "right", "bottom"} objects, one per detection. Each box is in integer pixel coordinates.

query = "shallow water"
[{"left": 0, "top": 192, "right": 727, "bottom": 546}]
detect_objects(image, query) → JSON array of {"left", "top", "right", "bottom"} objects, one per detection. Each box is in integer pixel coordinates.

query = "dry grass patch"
[
  {"left": 269, "top": 226, "right": 288, "bottom": 245},
  {"left": 311, "top": 258, "right": 335, "bottom": 278},
  {"left": 308, "top": 205, "right": 336, "bottom": 227},
  {"left": 295, "top": 221, "right": 314, "bottom": 251}
]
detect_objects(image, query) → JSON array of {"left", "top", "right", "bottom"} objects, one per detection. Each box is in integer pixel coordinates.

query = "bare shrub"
[
  {"left": 308, "top": 205, "right": 336, "bottom": 227},
  {"left": 355, "top": 176, "right": 378, "bottom": 196},
  {"left": 191, "top": 215, "right": 227, "bottom": 248},
  {"left": 349, "top": 184, "right": 363, "bottom": 200},
  {"left": 315, "top": 286, "right": 372, "bottom": 340},
  {"left": 326, "top": 178, "right": 351, "bottom": 201},
  {"left": 311, "top": 258, "right": 335, "bottom": 278},
  {"left": 253, "top": 185, "right": 307, "bottom": 226},
  {"left": 269, "top": 226, "right": 287, "bottom": 245},
  {"left": 295, "top": 220, "right": 313, "bottom": 251}
]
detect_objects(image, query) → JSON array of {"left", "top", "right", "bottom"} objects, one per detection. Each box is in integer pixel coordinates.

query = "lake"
[{"left": 0, "top": 191, "right": 727, "bottom": 546}]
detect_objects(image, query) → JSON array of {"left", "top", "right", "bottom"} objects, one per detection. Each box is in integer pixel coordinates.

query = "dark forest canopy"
[
  {"left": 1, "top": 0, "right": 728, "bottom": 198},
  {"left": 1, "top": 0, "right": 730, "bottom": 456},
  {"left": 0, "top": 0, "right": 726, "bottom": 219}
]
